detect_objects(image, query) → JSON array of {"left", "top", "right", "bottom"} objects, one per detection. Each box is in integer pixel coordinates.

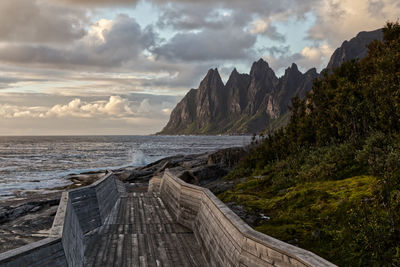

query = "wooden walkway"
[{"left": 83, "top": 191, "right": 208, "bottom": 267}]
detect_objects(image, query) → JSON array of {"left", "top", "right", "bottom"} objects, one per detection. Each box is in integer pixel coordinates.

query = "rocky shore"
[
  {"left": 0, "top": 171, "right": 108, "bottom": 253},
  {"left": 0, "top": 147, "right": 248, "bottom": 253}
]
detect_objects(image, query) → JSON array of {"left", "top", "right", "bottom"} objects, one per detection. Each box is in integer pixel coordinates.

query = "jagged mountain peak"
[
  {"left": 290, "top": 63, "right": 299, "bottom": 71},
  {"left": 251, "top": 58, "right": 271, "bottom": 72},
  {"left": 249, "top": 58, "right": 277, "bottom": 87},
  {"left": 227, "top": 67, "right": 247, "bottom": 82},
  {"left": 159, "top": 28, "right": 381, "bottom": 135},
  {"left": 199, "top": 67, "right": 224, "bottom": 91},
  {"left": 255, "top": 58, "right": 268, "bottom": 65},
  {"left": 283, "top": 63, "right": 301, "bottom": 76},
  {"left": 203, "top": 68, "right": 221, "bottom": 80},
  {"left": 305, "top": 67, "right": 317, "bottom": 75}
]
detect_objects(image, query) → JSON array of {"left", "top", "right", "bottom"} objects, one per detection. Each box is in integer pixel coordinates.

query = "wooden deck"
[{"left": 83, "top": 192, "right": 208, "bottom": 267}]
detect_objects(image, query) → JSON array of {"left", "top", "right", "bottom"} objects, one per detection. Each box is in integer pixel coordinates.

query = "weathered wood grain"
[{"left": 84, "top": 192, "right": 207, "bottom": 267}]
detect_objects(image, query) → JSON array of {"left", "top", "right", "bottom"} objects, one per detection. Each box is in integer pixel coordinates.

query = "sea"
[{"left": 0, "top": 135, "right": 250, "bottom": 200}]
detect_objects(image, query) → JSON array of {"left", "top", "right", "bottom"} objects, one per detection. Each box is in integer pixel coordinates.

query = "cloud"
[
  {"left": 0, "top": 0, "right": 87, "bottom": 43},
  {"left": 0, "top": 94, "right": 179, "bottom": 121},
  {"left": 263, "top": 43, "right": 333, "bottom": 74},
  {"left": 56, "top": 0, "right": 138, "bottom": 6},
  {"left": 153, "top": 27, "right": 257, "bottom": 61},
  {"left": 300, "top": 44, "right": 333, "bottom": 67},
  {"left": 45, "top": 96, "right": 133, "bottom": 118},
  {"left": 307, "top": 0, "right": 400, "bottom": 47},
  {"left": 0, "top": 14, "right": 156, "bottom": 70},
  {"left": 250, "top": 19, "right": 285, "bottom": 41},
  {"left": 152, "top": 0, "right": 317, "bottom": 22}
]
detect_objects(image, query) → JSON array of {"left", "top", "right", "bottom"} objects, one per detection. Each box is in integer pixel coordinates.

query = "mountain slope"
[
  {"left": 159, "top": 28, "right": 382, "bottom": 135},
  {"left": 326, "top": 29, "right": 382, "bottom": 70},
  {"left": 220, "top": 22, "right": 400, "bottom": 266},
  {"left": 159, "top": 60, "right": 318, "bottom": 135}
]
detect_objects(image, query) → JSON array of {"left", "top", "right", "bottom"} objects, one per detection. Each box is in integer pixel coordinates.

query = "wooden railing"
[
  {"left": 0, "top": 172, "right": 121, "bottom": 267},
  {"left": 149, "top": 170, "right": 336, "bottom": 267}
]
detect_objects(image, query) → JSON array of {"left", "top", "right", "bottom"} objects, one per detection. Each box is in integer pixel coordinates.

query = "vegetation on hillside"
[{"left": 219, "top": 22, "right": 400, "bottom": 266}]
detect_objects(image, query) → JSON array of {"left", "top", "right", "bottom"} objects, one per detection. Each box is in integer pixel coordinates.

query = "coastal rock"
[
  {"left": 0, "top": 193, "right": 61, "bottom": 253},
  {"left": 121, "top": 147, "right": 249, "bottom": 187},
  {"left": 207, "top": 147, "right": 247, "bottom": 168}
]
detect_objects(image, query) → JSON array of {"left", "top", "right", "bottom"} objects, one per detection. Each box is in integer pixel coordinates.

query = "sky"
[{"left": 0, "top": 0, "right": 399, "bottom": 135}]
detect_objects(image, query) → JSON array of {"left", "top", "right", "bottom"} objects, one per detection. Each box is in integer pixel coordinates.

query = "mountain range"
[{"left": 158, "top": 29, "right": 383, "bottom": 135}]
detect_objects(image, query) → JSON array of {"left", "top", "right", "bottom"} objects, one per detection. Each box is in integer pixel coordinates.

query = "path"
[{"left": 83, "top": 190, "right": 208, "bottom": 267}]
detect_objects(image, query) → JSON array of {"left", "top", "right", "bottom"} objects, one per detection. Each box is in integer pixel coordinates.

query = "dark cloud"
[
  {"left": 57, "top": 0, "right": 138, "bottom": 6},
  {"left": 152, "top": 28, "right": 257, "bottom": 61},
  {"left": 0, "top": 14, "right": 156, "bottom": 69},
  {"left": 0, "top": 76, "right": 47, "bottom": 89},
  {"left": 368, "top": 0, "right": 386, "bottom": 16},
  {"left": 141, "top": 62, "right": 216, "bottom": 89},
  {"left": 152, "top": 0, "right": 310, "bottom": 18},
  {"left": 156, "top": 4, "right": 248, "bottom": 31},
  {"left": 0, "top": 0, "right": 87, "bottom": 43},
  {"left": 261, "top": 45, "right": 290, "bottom": 57},
  {"left": 261, "top": 24, "right": 286, "bottom": 42},
  {"left": 153, "top": 0, "right": 318, "bottom": 28}
]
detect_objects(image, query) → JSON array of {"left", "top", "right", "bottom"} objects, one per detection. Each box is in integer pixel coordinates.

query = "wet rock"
[{"left": 207, "top": 147, "right": 247, "bottom": 168}]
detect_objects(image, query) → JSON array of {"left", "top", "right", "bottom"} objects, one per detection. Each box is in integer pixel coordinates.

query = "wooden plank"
[
  {"left": 132, "top": 233, "right": 140, "bottom": 267},
  {"left": 83, "top": 192, "right": 209, "bottom": 266}
]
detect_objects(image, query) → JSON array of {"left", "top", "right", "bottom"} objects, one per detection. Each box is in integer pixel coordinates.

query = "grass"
[{"left": 219, "top": 175, "right": 378, "bottom": 264}]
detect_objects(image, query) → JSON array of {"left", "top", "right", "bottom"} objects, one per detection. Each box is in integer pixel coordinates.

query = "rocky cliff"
[
  {"left": 159, "top": 28, "right": 382, "bottom": 135},
  {"left": 326, "top": 29, "right": 382, "bottom": 70},
  {"left": 159, "top": 60, "right": 318, "bottom": 135}
]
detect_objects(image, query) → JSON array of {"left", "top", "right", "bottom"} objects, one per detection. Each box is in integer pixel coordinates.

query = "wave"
[{"left": 129, "top": 149, "right": 149, "bottom": 166}]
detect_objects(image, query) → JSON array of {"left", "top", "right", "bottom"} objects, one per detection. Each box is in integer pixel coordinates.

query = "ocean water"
[{"left": 0, "top": 135, "right": 250, "bottom": 200}]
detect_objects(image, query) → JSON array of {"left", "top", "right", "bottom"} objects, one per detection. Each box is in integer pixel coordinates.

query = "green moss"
[
  {"left": 219, "top": 23, "right": 400, "bottom": 266},
  {"left": 219, "top": 176, "right": 378, "bottom": 264}
]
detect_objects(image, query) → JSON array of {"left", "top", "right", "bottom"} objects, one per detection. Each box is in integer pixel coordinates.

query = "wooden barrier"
[
  {"left": 149, "top": 170, "right": 336, "bottom": 267},
  {"left": 0, "top": 173, "right": 120, "bottom": 267}
]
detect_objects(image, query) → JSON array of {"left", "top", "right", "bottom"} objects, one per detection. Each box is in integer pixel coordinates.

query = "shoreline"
[
  {"left": 0, "top": 146, "right": 248, "bottom": 253},
  {"left": 0, "top": 171, "right": 110, "bottom": 253}
]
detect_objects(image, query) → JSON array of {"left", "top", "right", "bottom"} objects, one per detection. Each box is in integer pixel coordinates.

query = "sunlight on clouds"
[
  {"left": 88, "top": 18, "right": 113, "bottom": 43},
  {"left": 0, "top": 96, "right": 171, "bottom": 119},
  {"left": 300, "top": 44, "right": 333, "bottom": 63},
  {"left": 46, "top": 96, "right": 133, "bottom": 118},
  {"left": 250, "top": 19, "right": 269, "bottom": 35},
  {"left": 309, "top": 0, "right": 400, "bottom": 47},
  {"left": 162, "top": 108, "right": 171, "bottom": 115}
]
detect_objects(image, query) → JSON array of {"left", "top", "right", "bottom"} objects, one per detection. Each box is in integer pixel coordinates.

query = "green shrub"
[{"left": 220, "top": 22, "right": 400, "bottom": 266}]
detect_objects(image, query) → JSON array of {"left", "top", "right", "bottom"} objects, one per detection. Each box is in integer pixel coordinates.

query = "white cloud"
[
  {"left": 300, "top": 44, "right": 333, "bottom": 67},
  {"left": 263, "top": 43, "right": 334, "bottom": 74},
  {"left": 250, "top": 19, "right": 269, "bottom": 34},
  {"left": 0, "top": 0, "right": 87, "bottom": 43},
  {"left": 87, "top": 19, "right": 114, "bottom": 44},
  {"left": 45, "top": 96, "right": 134, "bottom": 118},
  {"left": 162, "top": 108, "right": 172, "bottom": 115},
  {"left": 0, "top": 95, "right": 178, "bottom": 121},
  {"left": 308, "top": 0, "right": 400, "bottom": 47}
]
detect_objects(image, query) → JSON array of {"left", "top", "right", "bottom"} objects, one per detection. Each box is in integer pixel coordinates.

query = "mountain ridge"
[{"left": 158, "top": 28, "right": 383, "bottom": 135}]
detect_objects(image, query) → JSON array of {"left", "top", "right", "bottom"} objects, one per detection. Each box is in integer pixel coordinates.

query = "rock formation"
[
  {"left": 159, "top": 28, "right": 382, "bottom": 135},
  {"left": 326, "top": 29, "right": 382, "bottom": 70},
  {"left": 159, "top": 59, "right": 318, "bottom": 135}
]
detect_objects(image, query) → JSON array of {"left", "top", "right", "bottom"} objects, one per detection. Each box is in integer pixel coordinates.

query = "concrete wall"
[
  {"left": 150, "top": 171, "right": 336, "bottom": 267},
  {"left": 0, "top": 173, "right": 120, "bottom": 267}
]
